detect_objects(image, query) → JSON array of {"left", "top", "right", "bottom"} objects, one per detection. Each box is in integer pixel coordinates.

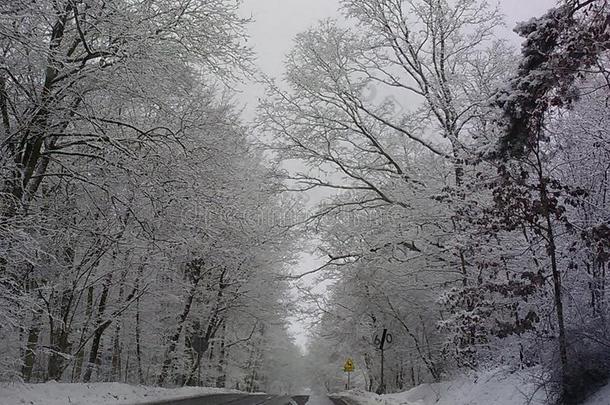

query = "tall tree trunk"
[
  {"left": 215, "top": 322, "right": 227, "bottom": 388},
  {"left": 111, "top": 323, "right": 122, "bottom": 381},
  {"left": 47, "top": 274, "right": 75, "bottom": 380},
  {"left": 72, "top": 286, "right": 94, "bottom": 381},
  {"left": 364, "top": 352, "right": 375, "bottom": 392},
  {"left": 22, "top": 309, "right": 42, "bottom": 382},
  {"left": 536, "top": 154, "right": 569, "bottom": 379},
  {"left": 47, "top": 235, "right": 78, "bottom": 381},
  {"left": 11, "top": 2, "right": 73, "bottom": 201},
  {"left": 157, "top": 277, "right": 200, "bottom": 386},
  {"left": 135, "top": 268, "right": 144, "bottom": 384},
  {"left": 111, "top": 264, "right": 130, "bottom": 381},
  {"left": 135, "top": 296, "right": 144, "bottom": 383},
  {"left": 185, "top": 268, "right": 227, "bottom": 387},
  {"left": 82, "top": 273, "right": 113, "bottom": 383}
]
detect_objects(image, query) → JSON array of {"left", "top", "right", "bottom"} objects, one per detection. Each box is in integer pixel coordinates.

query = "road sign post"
[
  {"left": 343, "top": 358, "right": 355, "bottom": 390},
  {"left": 347, "top": 370, "right": 351, "bottom": 390},
  {"left": 373, "top": 328, "right": 392, "bottom": 394}
]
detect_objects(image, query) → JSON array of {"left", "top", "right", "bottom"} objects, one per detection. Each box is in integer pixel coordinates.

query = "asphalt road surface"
[{"left": 139, "top": 393, "right": 352, "bottom": 405}]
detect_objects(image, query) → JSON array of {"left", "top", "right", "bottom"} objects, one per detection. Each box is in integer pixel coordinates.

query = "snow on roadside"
[
  {"left": 334, "top": 389, "right": 395, "bottom": 405},
  {"left": 0, "top": 381, "right": 246, "bottom": 405},
  {"left": 335, "top": 368, "right": 550, "bottom": 405},
  {"left": 582, "top": 383, "right": 610, "bottom": 405}
]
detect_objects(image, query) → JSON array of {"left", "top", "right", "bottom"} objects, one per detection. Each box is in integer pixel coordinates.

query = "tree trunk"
[
  {"left": 157, "top": 278, "right": 200, "bottom": 386},
  {"left": 111, "top": 264, "right": 129, "bottom": 381},
  {"left": 185, "top": 268, "right": 227, "bottom": 387},
  {"left": 82, "top": 273, "right": 113, "bottom": 383},
  {"left": 72, "top": 286, "right": 94, "bottom": 381},
  {"left": 82, "top": 319, "right": 112, "bottom": 382},
  {"left": 22, "top": 310, "right": 42, "bottom": 382},
  {"left": 364, "top": 352, "right": 375, "bottom": 392},
  {"left": 135, "top": 281, "right": 144, "bottom": 384},
  {"left": 111, "top": 323, "right": 122, "bottom": 381},
  {"left": 536, "top": 159, "right": 569, "bottom": 380},
  {"left": 48, "top": 278, "right": 75, "bottom": 381},
  {"left": 11, "top": 2, "right": 73, "bottom": 201},
  {"left": 215, "top": 322, "right": 227, "bottom": 388}
]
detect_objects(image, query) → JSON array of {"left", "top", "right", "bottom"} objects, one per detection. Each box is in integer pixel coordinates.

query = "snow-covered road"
[{"left": 0, "top": 383, "right": 358, "bottom": 405}]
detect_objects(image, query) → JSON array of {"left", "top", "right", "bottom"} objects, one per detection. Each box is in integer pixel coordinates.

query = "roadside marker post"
[
  {"left": 343, "top": 358, "right": 355, "bottom": 390},
  {"left": 373, "top": 328, "right": 393, "bottom": 394}
]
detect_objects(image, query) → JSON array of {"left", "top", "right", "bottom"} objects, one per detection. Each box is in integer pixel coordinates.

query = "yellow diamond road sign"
[{"left": 343, "top": 358, "right": 355, "bottom": 373}]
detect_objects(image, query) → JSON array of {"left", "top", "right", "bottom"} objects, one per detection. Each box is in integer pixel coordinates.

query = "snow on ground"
[
  {"left": 582, "top": 383, "right": 610, "bottom": 405},
  {"left": 335, "top": 368, "right": 610, "bottom": 405},
  {"left": 0, "top": 381, "right": 245, "bottom": 405},
  {"left": 336, "top": 369, "right": 549, "bottom": 405}
]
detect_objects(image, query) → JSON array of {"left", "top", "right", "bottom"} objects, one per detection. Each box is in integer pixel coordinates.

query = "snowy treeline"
[
  {"left": 259, "top": 0, "right": 610, "bottom": 403},
  {"left": 0, "top": 0, "right": 303, "bottom": 392}
]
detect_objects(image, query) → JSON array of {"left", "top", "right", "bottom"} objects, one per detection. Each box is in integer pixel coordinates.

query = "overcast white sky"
[
  {"left": 240, "top": 0, "right": 557, "bottom": 80},
  {"left": 238, "top": 0, "right": 557, "bottom": 350}
]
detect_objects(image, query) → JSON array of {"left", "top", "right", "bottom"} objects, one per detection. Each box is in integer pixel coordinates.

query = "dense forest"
[
  {"left": 1, "top": 0, "right": 609, "bottom": 404},
  {"left": 276, "top": 1, "right": 610, "bottom": 403},
  {"left": 0, "top": 0, "right": 303, "bottom": 393}
]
